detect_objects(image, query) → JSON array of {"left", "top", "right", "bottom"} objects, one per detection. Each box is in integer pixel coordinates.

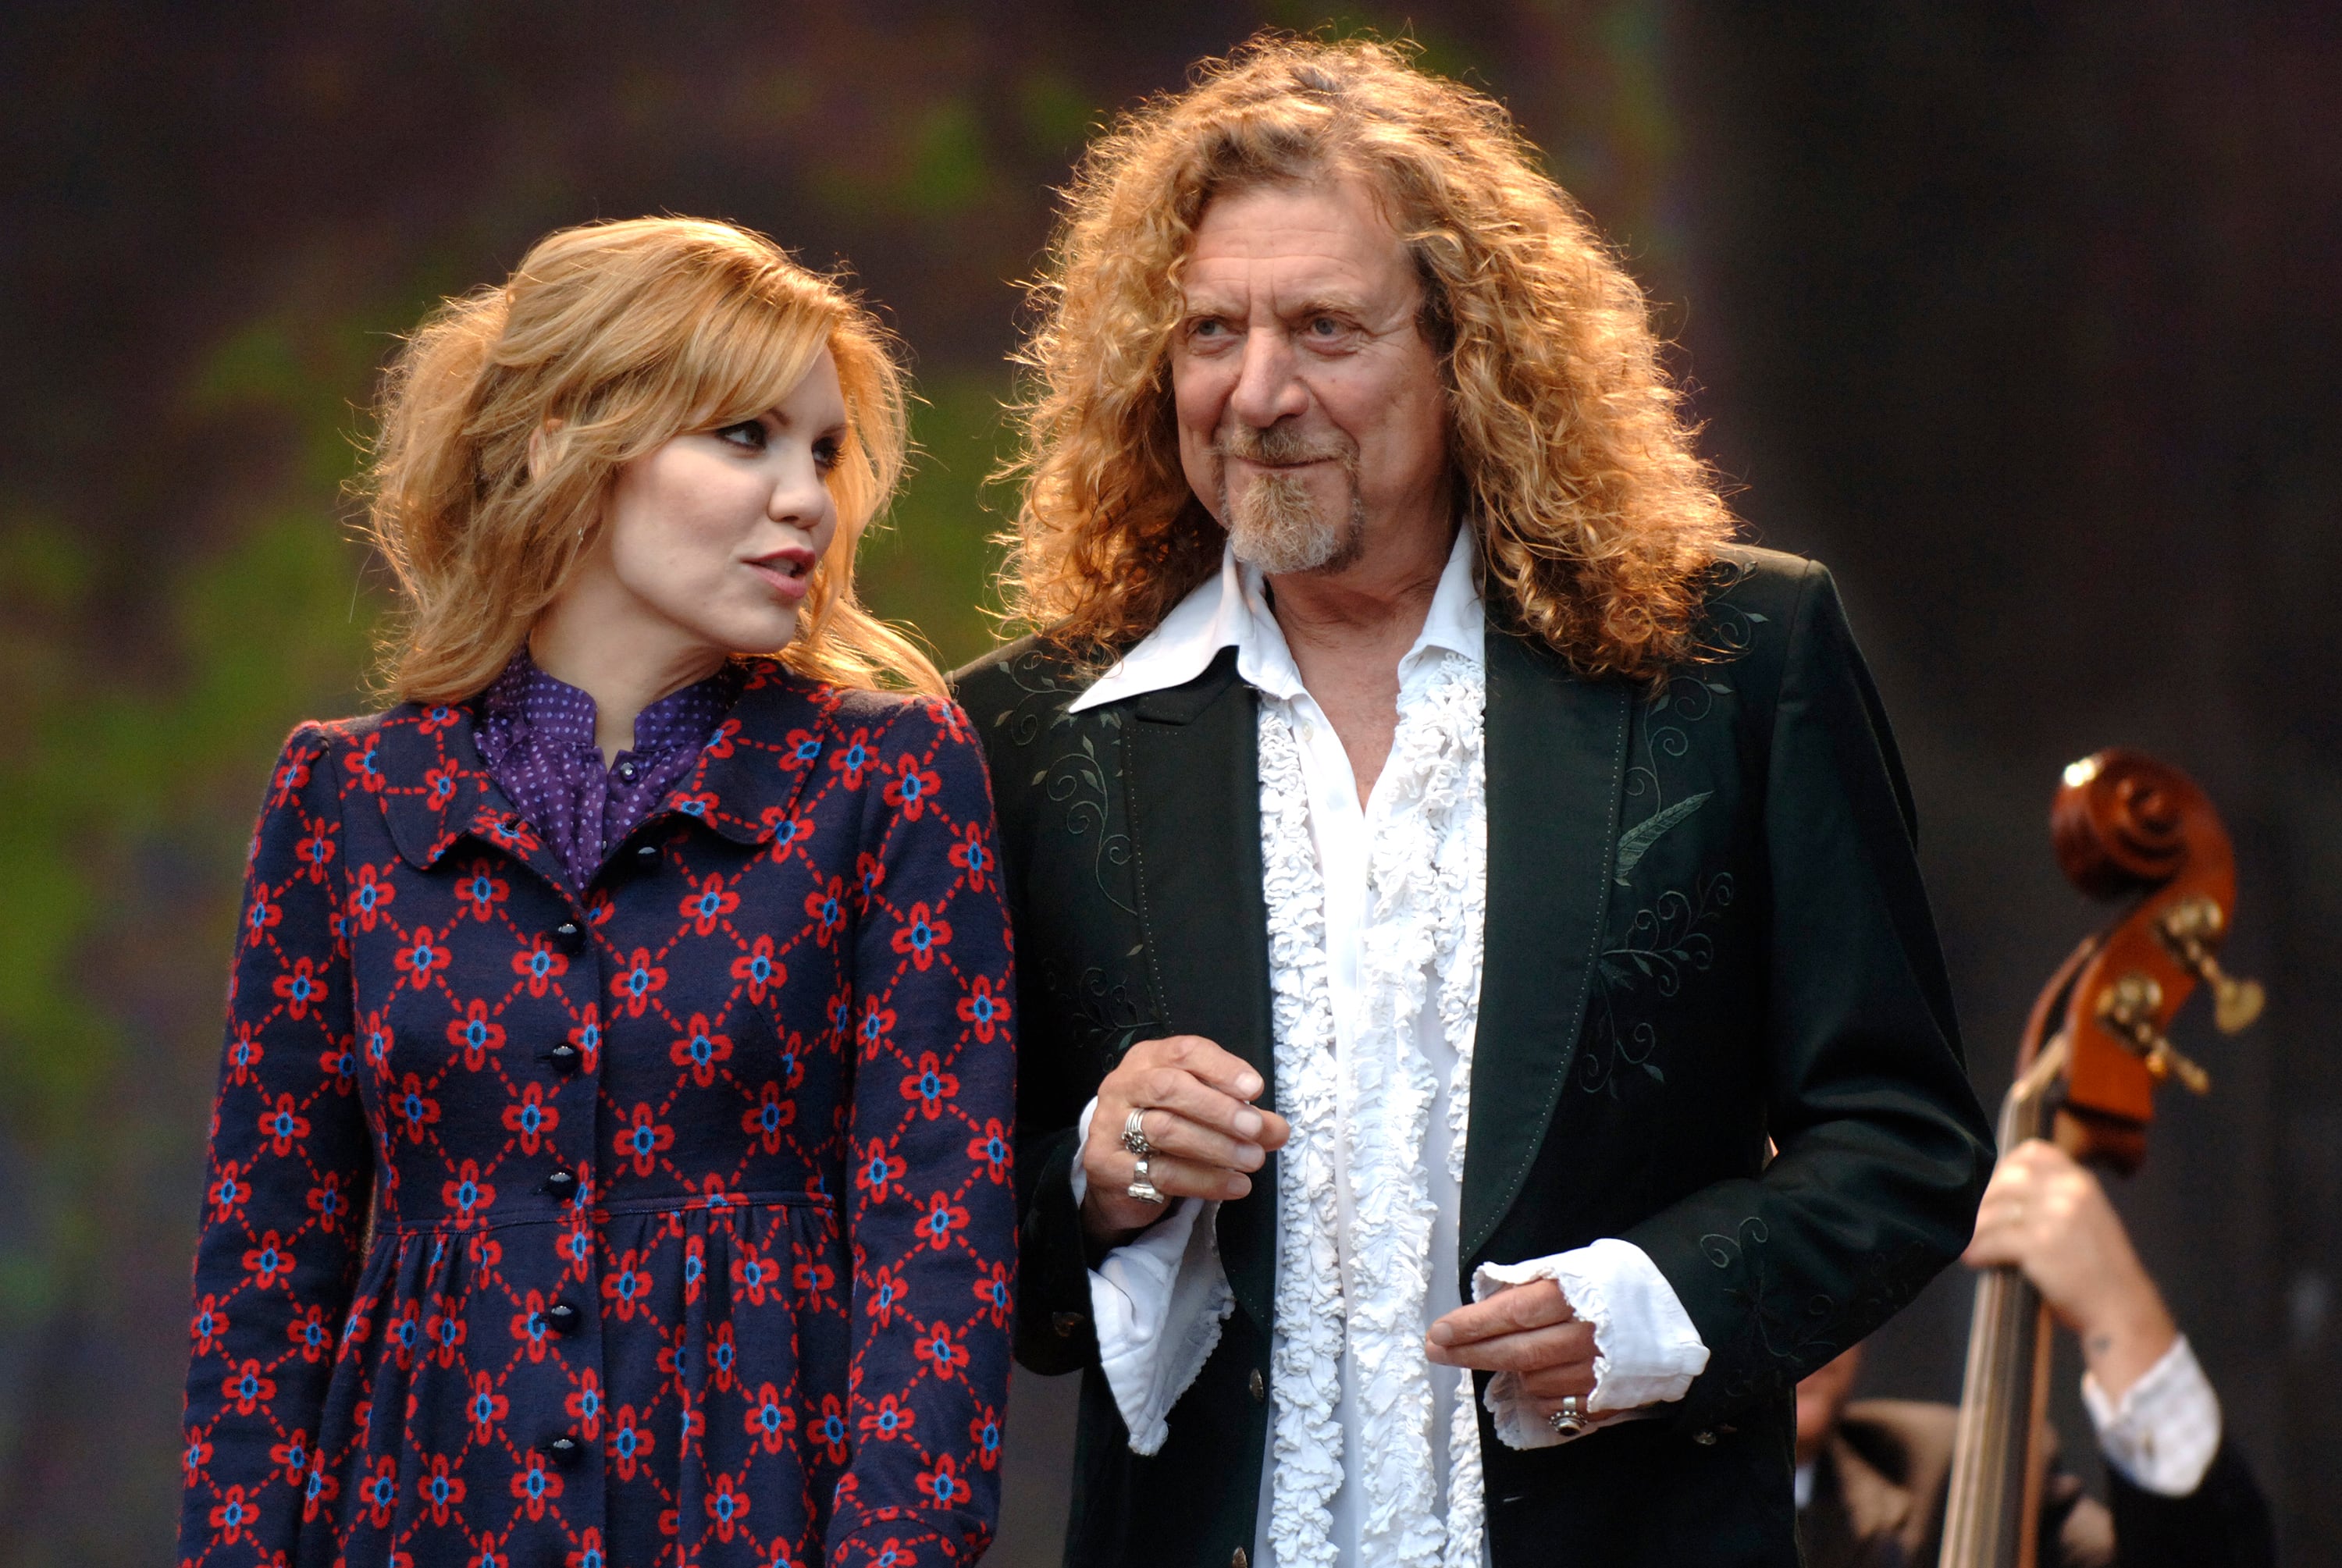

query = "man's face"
[{"left": 1169, "top": 176, "right": 1451, "bottom": 576}]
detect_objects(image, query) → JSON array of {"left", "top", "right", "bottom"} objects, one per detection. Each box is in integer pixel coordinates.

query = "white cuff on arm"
[
  {"left": 1473, "top": 1237, "right": 1710, "bottom": 1449},
  {"left": 1068, "top": 1097, "right": 1237, "bottom": 1456},
  {"left": 2081, "top": 1333, "right": 2221, "bottom": 1497}
]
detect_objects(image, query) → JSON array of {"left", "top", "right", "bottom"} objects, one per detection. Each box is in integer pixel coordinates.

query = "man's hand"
[
  {"left": 1080, "top": 1034, "right": 1290, "bottom": 1246},
  {"left": 1963, "top": 1137, "right": 2178, "bottom": 1401},
  {"left": 1422, "top": 1280, "right": 1597, "bottom": 1420}
]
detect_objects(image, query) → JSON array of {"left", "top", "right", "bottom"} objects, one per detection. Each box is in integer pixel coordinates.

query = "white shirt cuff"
[
  {"left": 2081, "top": 1333, "right": 2221, "bottom": 1496},
  {"left": 1473, "top": 1237, "right": 1710, "bottom": 1449},
  {"left": 1070, "top": 1097, "right": 1234, "bottom": 1456}
]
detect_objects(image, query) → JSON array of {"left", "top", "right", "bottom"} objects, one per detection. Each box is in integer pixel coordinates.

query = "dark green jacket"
[{"left": 952, "top": 547, "right": 1995, "bottom": 1567}]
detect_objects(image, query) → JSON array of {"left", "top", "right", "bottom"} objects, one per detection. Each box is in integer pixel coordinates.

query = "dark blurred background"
[{"left": 2, "top": 2, "right": 2336, "bottom": 1562}]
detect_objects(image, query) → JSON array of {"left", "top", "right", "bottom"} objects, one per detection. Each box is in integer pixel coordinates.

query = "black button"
[
  {"left": 632, "top": 841, "right": 659, "bottom": 867},
  {"left": 546, "top": 1042, "right": 581, "bottom": 1073},
  {"left": 1052, "top": 1311, "right": 1086, "bottom": 1339},
  {"left": 1248, "top": 1368, "right": 1265, "bottom": 1403},
  {"left": 500, "top": 812, "right": 525, "bottom": 834},
  {"left": 546, "top": 1301, "right": 581, "bottom": 1335},
  {"left": 551, "top": 919, "right": 585, "bottom": 955},
  {"left": 543, "top": 1434, "right": 585, "bottom": 1469},
  {"left": 541, "top": 1168, "right": 578, "bottom": 1200}
]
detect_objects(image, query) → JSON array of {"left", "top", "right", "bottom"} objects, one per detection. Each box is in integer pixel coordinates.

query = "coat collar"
[{"left": 361, "top": 657, "right": 835, "bottom": 877}]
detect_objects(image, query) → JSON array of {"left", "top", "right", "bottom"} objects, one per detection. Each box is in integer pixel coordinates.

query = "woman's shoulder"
[{"left": 734, "top": 658, "right": 979, "bottom": 759}]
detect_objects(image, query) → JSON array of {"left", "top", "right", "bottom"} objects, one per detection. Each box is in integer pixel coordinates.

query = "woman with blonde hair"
[{"left": 178, "top": 217, "right": 1015, "bottom": 1568}]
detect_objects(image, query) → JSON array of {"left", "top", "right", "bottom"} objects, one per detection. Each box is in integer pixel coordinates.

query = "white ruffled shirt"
[{"left": 1066, "top": 534, "right": 1709, "bottom": 1566}]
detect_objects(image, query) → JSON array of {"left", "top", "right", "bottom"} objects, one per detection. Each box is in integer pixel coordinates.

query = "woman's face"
[{"left": 589, "top": 346, "right": 847, "bottom": 662}]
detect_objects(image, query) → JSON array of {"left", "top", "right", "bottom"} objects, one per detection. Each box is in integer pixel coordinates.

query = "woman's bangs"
[{"left": 675, "top": 287, "right": 833, "bottom": 432}]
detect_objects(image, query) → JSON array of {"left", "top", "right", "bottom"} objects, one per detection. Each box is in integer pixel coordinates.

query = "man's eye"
[
  {"left": 717, "top": 421, "right": 767, "bottom": 449},
  {"left": 1190, "top": 318, "right": 1229, "bottom": 339},
  {"left": 1308, "top": 316, "right": 1345, "bottom": 336}
]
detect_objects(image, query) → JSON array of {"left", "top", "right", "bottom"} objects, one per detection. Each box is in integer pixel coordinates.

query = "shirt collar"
[
  {"left": 1069, "top": 525, "right": 1484, "bottom": 713},
  {"left": 479, "top": 647, "right": 743, "bottom": 757}
]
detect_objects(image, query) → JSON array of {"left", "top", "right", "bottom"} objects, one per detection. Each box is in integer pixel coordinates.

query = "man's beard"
[{"left": 1215, "top": 423, "right": 1365, "bottom": 576}]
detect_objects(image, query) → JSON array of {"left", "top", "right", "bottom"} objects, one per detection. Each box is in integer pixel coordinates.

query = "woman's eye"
[
  {"left": 812, "top": 438, "right": 842, "bottom": 473},
  {"left": 717, "top": 421, "right": 767, "bottom": 450}
]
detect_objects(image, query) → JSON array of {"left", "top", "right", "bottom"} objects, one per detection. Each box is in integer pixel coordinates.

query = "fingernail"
[
  {"left": 1428, "top": 1323, "right": 1451, "bottom": 1346},
  {"left": 1237, "top": 1072, "right": 1262, "bottom": 1097},
  {"left": 1235, "top": 1109, "right": 1262, "bottom": 1136}
]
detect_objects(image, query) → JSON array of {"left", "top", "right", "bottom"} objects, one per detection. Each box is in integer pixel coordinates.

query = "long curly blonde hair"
[
  {"left": 1002, "top": 36, "right": 1734, "bottom": 680},
  {"left": 363, "top": 216, "right": 942, "bottom": 704}
]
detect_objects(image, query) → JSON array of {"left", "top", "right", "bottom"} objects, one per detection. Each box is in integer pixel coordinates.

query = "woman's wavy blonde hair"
[
  {"left": 363, "top": 215, "right": 941, "bottom": 704},
  {"left": 1002, "top": 36, "right": 1735, "bottom": 680}
]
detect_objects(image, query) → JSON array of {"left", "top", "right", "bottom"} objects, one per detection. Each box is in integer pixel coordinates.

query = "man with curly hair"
[{"left": 954, "top": 37, "right": 1994, "bottom": 1568}]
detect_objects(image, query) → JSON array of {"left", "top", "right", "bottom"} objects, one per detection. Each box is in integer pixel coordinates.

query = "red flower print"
[
  {"left": 683, "top": 1230, "right": 707, "bottom": 1306},
  {"left": 781, "top": 726, "right": 819, "bottom": 767},
  {"left": 345, "top": 737, "right": 388, "bottom": 795},
  {"left": 272, "top": 746, "right": 313, "bottom": 799},
  {"left": 913, "top": 1320, "right": 971, "bottom": 1382},
  {"left": 386, "top": 1298, "right": 424, "bottom": 1371},
  {"left": 415, "top": 1452, "right": 465, "bottom": 1526},
  {"left": 286, "top": 1303, "right": 333, "bottom": 1364},
  {"left": 855, "top": 1000, "right": 897, "bottom": 1061},
  {"left": 294, "top": 819, "right": 339, "bottom": 883},
  {"left": 613, "top": 1104, "right": 674, "bottom": 1178},
  {"left": 972, "top": 1261, "right": 1013, "bottom": 1329},
  {"left": 957, "top": 975, "right": 1009, "bottom": 1044},
  {"left": 854, "top": 1138, "right": 906, "bottom": 1206},
  {"left": 707, "top": 716, "right": 744, "bottom": 758},
  {"left": 564, "top": 1368, "right": 604, "bottom": 1439},
  {"left": 969, "top": 1403, "right": 1004, "bottom": 1470},
  {"left": 948, "top": 821, "right": 992, "bottom": 891},
  {"left": 466, "top": 1371, "right": 509, "bottom": 1442},
  {"left": 706, "top": 1322, "right": 739, "bottom": 1391},
  {"left": 423, "top": 1297, "right": 468, "bottom": 1367},
  {"left": 511, "top": 933, "right": 568, "bottom": 997},
  {"left": 301, "top": 1462, "right": 340, "bottom": 1522},
  {"left": 855, "top": 851, "right": 886, "bottom": 905},
  {"left": 674, "top": 788, "right": 718, "bottom": 820},
  {"left": 867, "top": 1264, "right": 911, "bottom": 1329},
  {"left": 965, "top": 1118, "right": 1013, "bottom": 1185},
  {"left": 805, "top": 874, "right": 847, "bottom": 947},
  {"left": 224, "top": 1022, "right": 265, "bottom": 1086},
  {"left": 448, "top": 860, "right": 510, "bottom": 924},
  {"left": 392, "top": 926, "right": 450, "bottom": 991},
  {"left": 918, "top": 1452, "right": 972, "bottom": 1508},
  {"left": 256, "top": 1093, "right": 310, "bottom": 1157},
  {"left": 241, "top": 1230, "right": 294, "bottom": 1290},
  {"left": 859, "top": 1392, "right": 917, "bottom": 1442},
  {"left": 441, "top": 1161, "right": 496, "bottom": 1228},
  {"left": 222, "top": 1358, "right": 276, "bottom": 1416},
  {"left": 244, "top": 884, "right": 283, "bottom": 946},
  {"left": 668, "top": 1013, "right": 734, "bottom": 1087},
  {"left": 391, "top": 1073, "right": 440, "bottom": 1143},
  {"left": 445, "top": 997, "right": 506, "bottom": 1071},
  {"left": 789, "top": 1250, "right": 838, "bottom": 1310},
  {"left": 678, "top": 869, "right": 740, "bottom": 936},
  {"left": 607, "top": 1404, "right": 655, "bottom": 1481},
  {"left": 481, "top": 811, "right": 542, "bottom": 855},
  {"left": 601, "top": 1250, "right": 653, "bottom": 1321},
  {"left": 884, "top": 756, "right": 943, "bottom": 820},
  {"left": 509, "top": 1451, "right": 562, "bottom": 1520},
  {"left": 730, "top": 934, "right": 785, "bottom": 1004},
  {"left": 744, "top": 1381, "right": 798, "bottom": 1453},
  {"left": 417, "top": 702, "right": 459, "bottom": 734},
  {"left": 610, "top": 947, "right": 667, "bottom": 1018},
  {"left": 867, "top": 1538, "right": 917, "bottom": 1568},
  {"left": 422, "top": 758, "right": 459, "bottom": 808},
  {"left": 208, "top": 1484, "right": 257, "bottom": 1544},
  {"left": 811, "top": 1394, "right": 850, "bottom": 1465},
  {"left": 830, "top": 727, "right": 876, "bottom": 788},
  {"left": 890, "top": 902, "right": 952, "bottom": 971},
  {"left": 741, "top": 1080, "right": 796, "bottom": 1154},
  {"left": 704, "top": 1474, "right": 751, "bottom": 1541},
  {"left": 358, "top": 1009, "right": 393, "bottom": 1076},
  {"left": 269, "top": 1430, "right": 311, "bottom": 1491},
  {"left": 916, "top": 1192, "right": 969, "bottom": 1251},
  {"left": 502, "top": 1082, "right": 560, "bottom": 1155},
  {"left": 348, "top": 862, "right": 396, "bottom": 931},
  {"left": 899, "top": 1051, "right": 959, "bottom": 1119},
  {"left": 511, "top": 1291, "right": 557, "bottom": 1363},
  {"left": 190, "top": 1294, "right": 230, "bottom": 1357},
  {"left": 272, "top": 955, "right": 326, "bottom": 1019},
  {"left": 566, "top": 1528, "right": 607, "bottom": 1568},
  {"left": 209, "top": 1161, "right": 251, "bottom": 1224},
  {"left": 318, "top": 1033, "right": 358, "bottom": 1093},
  {"left": 306, "top": 1170, "right": 355, "bottom": 1234},
  {"left": 567, "top": 1010, "right": 602, "bottom": 1074},
  {"left": 731, "top": 1243, "right": 783, "bottom": 1307}
]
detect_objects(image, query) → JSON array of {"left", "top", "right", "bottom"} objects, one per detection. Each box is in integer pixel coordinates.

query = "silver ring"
[
  {"left": 1548, "top": 1395, "right": 1587, "bottom": 1437},
  {"left": 1122, "top": 1106, "right": 1154, "bottom": 1160},
  {"left": 1126, "top": 1154, "right": 1166, "bottom": 1206}
]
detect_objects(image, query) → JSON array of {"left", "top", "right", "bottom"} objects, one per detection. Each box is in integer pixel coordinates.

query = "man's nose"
[{"left": 1227, "top": 326, "right": 1308, "bottom": 428}]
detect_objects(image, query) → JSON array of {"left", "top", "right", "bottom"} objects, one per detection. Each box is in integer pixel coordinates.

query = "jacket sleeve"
[
  {"left": 2100, "top": 1439, "right": 2276, "bottom": 1568},
  {"left": 1627, "top": 560, "right": 1996, "bottom": 1428},
  {"left": 179, "top": 725, "right": 372, "bottom": 1565},
  {"left": 826, "top": 699, "right": 1017, "bottom": 1568}
]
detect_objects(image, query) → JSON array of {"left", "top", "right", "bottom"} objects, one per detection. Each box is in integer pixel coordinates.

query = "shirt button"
[
  {"left": 543, "top": 1434, "right": 586, "bottom": 1469},
  {"left": 618, "top": 761, "right": 637, "bottom": 780},
  {"left": 1692, "top": 1429, "right": 1717, "bottom": 1446},
  {"left": 1248, "top": 1369, "right": 1265, "bottom": 1403},
  {"left": 551, "top": 919, "right": 586, "bottom": 954},
  {"left": 541, "top": 1168, "right": 579, "bottom": 1201},
  {"left": 545, "top": 1300, "right": 582, "bottom": 1335},
  {"left": 546, "top": 1042, "right": 581, "bottom": 1074},
  {"left": 1052, "top": 1311, "right": 1086, "bottom": 1339}
]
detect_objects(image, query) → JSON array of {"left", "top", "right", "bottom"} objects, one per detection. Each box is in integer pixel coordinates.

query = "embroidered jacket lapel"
[
  {"left": 1121, "top": 647, "right": 1280, "bottom": 1331},
  {"left": 1461, "top": 625, "right": 1633, "bottom": 1264}
]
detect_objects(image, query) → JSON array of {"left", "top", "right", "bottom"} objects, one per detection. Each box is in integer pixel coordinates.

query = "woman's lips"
[{"left": 746, "top": 553, "right": 814, "bottom": 602}]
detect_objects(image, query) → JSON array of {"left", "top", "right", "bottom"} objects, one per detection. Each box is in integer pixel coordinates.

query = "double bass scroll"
[{"left": 1937, "top": 750, "right": 2263, "bottom": 1568}]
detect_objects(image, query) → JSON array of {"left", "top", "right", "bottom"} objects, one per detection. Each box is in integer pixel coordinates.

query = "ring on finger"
[
  {"left": 1127, "top": 1154, "right": 1166, "bottom": 1207},
  {"left": 1122, "top": 1106, "right": 1155, "bottom": 1160},
  {"left": 1548, "top": 1394, "right": 1588, "bottom": 1438}
]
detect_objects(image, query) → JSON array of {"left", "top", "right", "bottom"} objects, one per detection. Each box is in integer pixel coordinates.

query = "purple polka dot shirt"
[{"left": 473, "top": 649, "right": 743, "bottom": 887}]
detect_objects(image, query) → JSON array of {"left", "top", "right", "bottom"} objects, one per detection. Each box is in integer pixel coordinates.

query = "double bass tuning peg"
[
  {"left": 2096, "top": 972, "right": 2212, "bottom": 1094},
  {"left": 2157, "top": 895, "right": 2267, "bottom": 1035}
]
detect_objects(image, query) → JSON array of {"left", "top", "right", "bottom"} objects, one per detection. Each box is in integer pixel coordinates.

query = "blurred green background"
[{"left": 5, "top": 3, "right": 2340, "bottom": 1563}]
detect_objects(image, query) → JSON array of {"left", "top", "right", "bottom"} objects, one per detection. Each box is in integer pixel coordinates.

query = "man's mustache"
[{"left": 1211, "top": 423, "right": 1357, "bottom": 468}]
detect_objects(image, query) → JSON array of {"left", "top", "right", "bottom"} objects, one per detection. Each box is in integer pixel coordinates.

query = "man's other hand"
[
  {"left": 1080, "top": 1034, "right": 1291, "bottom": 1245},
  {"left": 1423, "top": 1280, "right": 1598, "bottom": 1417}
]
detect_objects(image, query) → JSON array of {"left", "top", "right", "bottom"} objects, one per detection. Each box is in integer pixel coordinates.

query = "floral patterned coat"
[{"left": 178, "top": 660, "right": 1016, "bottom": 1568}]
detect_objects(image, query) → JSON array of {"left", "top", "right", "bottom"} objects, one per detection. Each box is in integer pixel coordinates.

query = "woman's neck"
[{"left": 528, "top": 606, "right": 727, "bottom": 766}]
